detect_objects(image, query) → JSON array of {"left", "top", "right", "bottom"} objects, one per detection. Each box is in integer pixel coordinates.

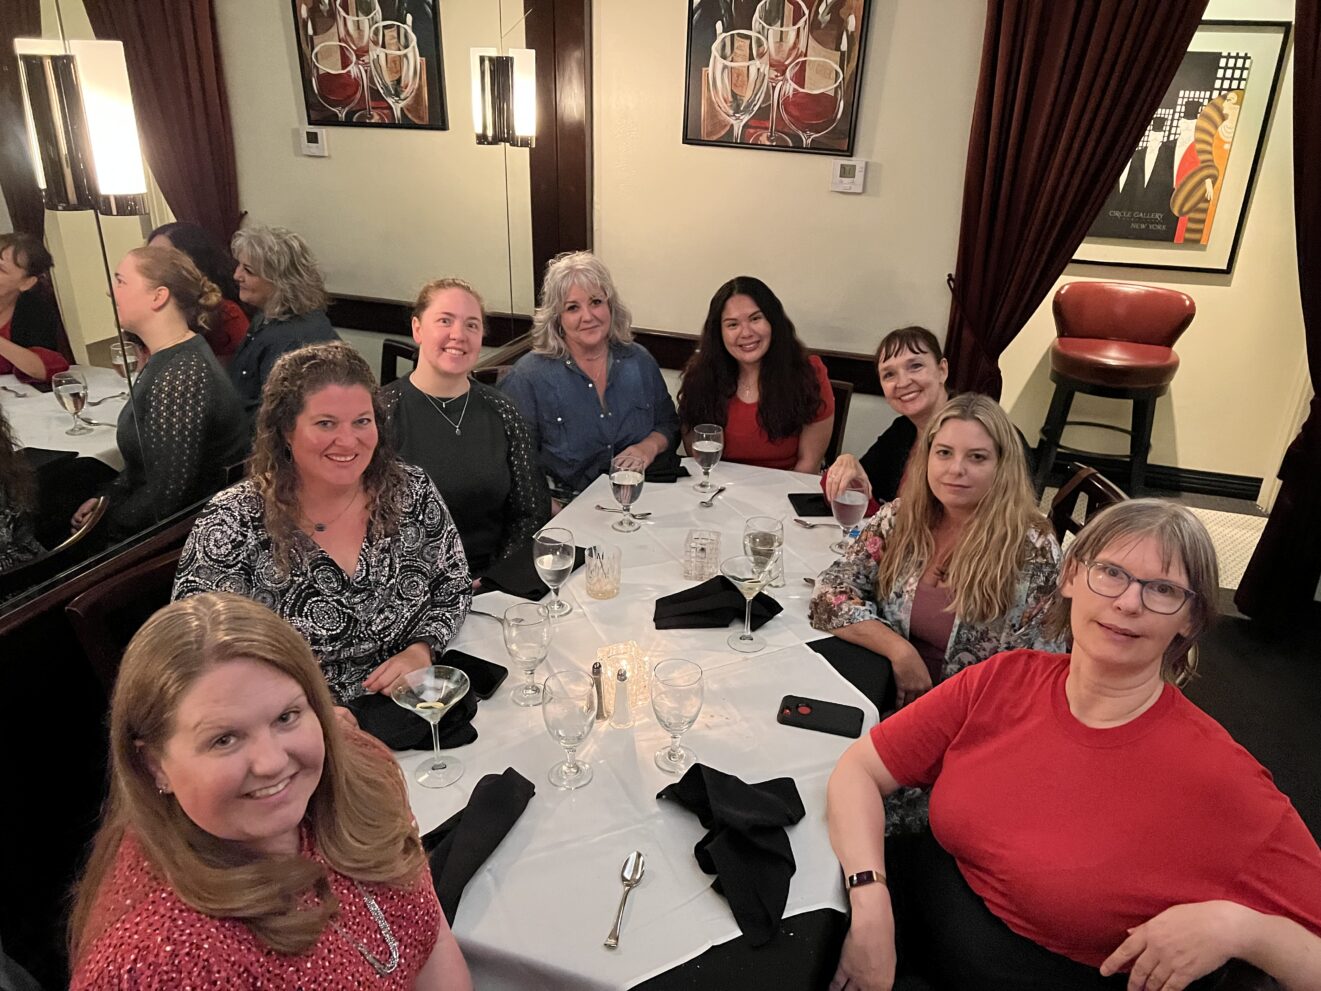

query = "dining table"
[
  {"left": 398, "top": 459, "right": 884, "bottom": 990},
  {"left": 0, "top": 365, "right": 130, "bottom": 470}
]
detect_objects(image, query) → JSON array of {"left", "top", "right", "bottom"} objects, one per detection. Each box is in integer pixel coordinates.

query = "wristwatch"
[{"left": 845, "top": 869, "right": 886, "bottom": 890}]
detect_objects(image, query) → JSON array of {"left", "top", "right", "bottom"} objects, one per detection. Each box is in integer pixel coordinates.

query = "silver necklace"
[
  {"left": 332, "top": 880, "right": 400, "bottom": 976},
  {"left": 423, "top": 388, "right": 470, "bottom": 435}
]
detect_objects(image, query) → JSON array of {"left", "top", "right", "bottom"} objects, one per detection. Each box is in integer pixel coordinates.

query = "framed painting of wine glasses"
[
  {"left": 291, "top": 0, "right": 449, "bottom": 130},
  {"left": 682, "top": 0, "right": 870, "bottom": 154}
]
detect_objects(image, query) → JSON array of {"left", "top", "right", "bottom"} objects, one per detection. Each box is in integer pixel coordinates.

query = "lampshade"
[{"left": 470, "top": 45, "right": 536, "bottom": 148}]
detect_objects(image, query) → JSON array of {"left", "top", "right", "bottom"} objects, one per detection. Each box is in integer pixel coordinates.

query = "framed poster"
[
  {"left": 291, "top": 0, "right": 449, "bottom": 130},
  {"left": 682, "top": 0, "right": 870, "bottom": 155},
  {"left": 1072, "top": 20, "right": 1289, "bottom": 274}
]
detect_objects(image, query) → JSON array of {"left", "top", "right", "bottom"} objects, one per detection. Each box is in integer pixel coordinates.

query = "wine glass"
[
  {"left": 779, "top": 56, "right": 845, "bottom": 148},
  {"left": 542, "top": 670, "right": 597, "bottom": 789},
  {"left": 691, "top": 423, "right": 724, "bottom": 493},
  {"left": 299, "top": 0, "right": 339, "bottom": 61},
  {"left": 720, "top": 554, "right": 770, "bottom": 653},
  {"left": 110, "top": 341, "right": 140, "bottom": 382},
  {"left": 751, "top": 0, "right": 808, "bottom": 147},
  {"left": 609, "top": 453, "right": 646, "bottom": 532},
  {"left": 743, "top": 515, "right": 785, "bottom": 588},
  {"left": 390, "top": 665, "right": 471, "bottom": 788},
  {"left": 830, "top": 476, "right": 868, "bottom": 553},
  {"left": 651, "top": 658, "right": 704, "bottom": 774},
  {"left": 52, "top": 370, "right": 92, "bottom": 436},
  {"left": 335, "top": 0, "right": 385, "bottom": 122},
  {"left": 533, "top": 526, "right": 575, "bottom": 618},
  {"left": 311, "top": 41, "right": 365, "bottom": 122},
  {"left": 503, "top": 602, "right": 551, "bottom": 706},
  {"left": 368, "top": 21, "right": 420, "bottom": 125},
  {"left": 708, "top": 30, "right": 770, "bottom": 144}
]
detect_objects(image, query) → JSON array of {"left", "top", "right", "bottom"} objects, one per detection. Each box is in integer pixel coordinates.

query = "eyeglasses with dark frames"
[{"left": 1084, "top": 561, "right": 1195, "bottom": 615}]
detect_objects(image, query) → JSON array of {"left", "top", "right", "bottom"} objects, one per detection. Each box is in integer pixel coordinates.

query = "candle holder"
[{"left": 596, "top": 640, "right": 651, "bottom": 715}]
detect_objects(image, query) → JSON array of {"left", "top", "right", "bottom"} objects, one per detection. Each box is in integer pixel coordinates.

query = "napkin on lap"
[
  {"left": 657, "top": 764, "right": 805, "bottom": 946},
  {"left": 478, "top": 544, "right": 587, "bottom": 599},
  {"left": 653, "top": 576, "right": 783, "bottom": 631}
]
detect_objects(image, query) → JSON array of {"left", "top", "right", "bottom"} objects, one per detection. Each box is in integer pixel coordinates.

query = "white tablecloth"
[
  {"left": 1, "top": 366, "right": 129, "bottom": 470},
  {"left": 401, "top": 461, "right": 872, "bottom": 990}
]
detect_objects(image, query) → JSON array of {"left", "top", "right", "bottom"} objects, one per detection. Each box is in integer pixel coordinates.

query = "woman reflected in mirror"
[
  {"left": 0, "top": 232, "right": 70, "bottom": 383},
  {"left": 148, "top": 221, "right": 250, "bottom": 366}
]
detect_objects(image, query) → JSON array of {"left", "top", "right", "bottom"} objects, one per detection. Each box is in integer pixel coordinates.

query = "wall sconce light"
[
  {"left": 14, "top": 37, "right": 147, "bottom": 216},
  {"left": 470, "top": 46, "right": 535, "bottom": 147}
]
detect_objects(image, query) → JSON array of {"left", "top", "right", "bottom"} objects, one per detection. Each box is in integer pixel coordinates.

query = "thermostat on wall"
[
  {"left": 831, "top": 158, "right": 866, "bottom": 194},
  {"left": 299, "top": 126, "right": 329, "bottom": 157}
]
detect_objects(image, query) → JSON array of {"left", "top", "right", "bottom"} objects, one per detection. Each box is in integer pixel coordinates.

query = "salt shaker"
[{"left": 609, "top": 668, "right": 633, "bottom": 729}]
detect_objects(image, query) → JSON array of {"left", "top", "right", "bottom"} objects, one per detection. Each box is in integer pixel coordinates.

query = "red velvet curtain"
[
  {"left": 1235, "top": 2, "right": 1321, "bottom": 619},
  {"left": 944, "top": 0, "right": 1208, "bottom": 397},
  {"left": 0, "top": 0, "right": 46, "bottom": 235},
  {"left": 82, "top": 0, "right": 241, "bottom": 245}
]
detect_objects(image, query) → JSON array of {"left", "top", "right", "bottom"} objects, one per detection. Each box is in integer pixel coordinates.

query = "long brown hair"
[
  {"left": 0, "top": 408, "right": 35, "bottom": 511},
  {"left": 68, "top": 593, "right": 426, "bottom": 961},
  {"left": 874, "top": 394, "right": 1050, "bottom": 624},
  {"left": 249, "top": 342, "right": 408, "bottom": 573}
]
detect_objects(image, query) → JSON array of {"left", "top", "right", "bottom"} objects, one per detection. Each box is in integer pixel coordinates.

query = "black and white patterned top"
[{"left": 172, "top": 463, "right": 472, "bottom": 703}]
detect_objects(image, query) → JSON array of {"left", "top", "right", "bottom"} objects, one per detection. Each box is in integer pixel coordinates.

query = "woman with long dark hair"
[
  {"left": 149, "top": 221, "right": 250, "bottom": 363},
  {"left": 677, "top": 276, "right": 833, "bottom": 472}
]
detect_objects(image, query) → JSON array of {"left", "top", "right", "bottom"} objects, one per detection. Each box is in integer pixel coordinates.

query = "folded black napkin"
[
  {"left": 788, "top": 492, "right": 832, "bottom": 517},
  {"left": 423, "top": 767, "right": 536, "bottom": 923},
  {"left": 478, "top": 544, "right": 587, "bottom": 599},
  {"left": 344, "top": 689, "right": 479, "bottom": 751},
  {"left": 645, "top": 450, "right": 691, "bottom": 483},
  {"left": 653, "top": 576, "right": 783, "bottom": 631},
  {"left": 657, "top": 764, "right": 805, "bottom": 946},
  {"left": 808, "top": 637, "right": 894, "bottom": 713}
]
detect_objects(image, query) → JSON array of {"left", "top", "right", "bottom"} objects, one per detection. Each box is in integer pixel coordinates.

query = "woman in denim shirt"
[{"left": 500, "top": 252, "right": 678, "bottom": 504}]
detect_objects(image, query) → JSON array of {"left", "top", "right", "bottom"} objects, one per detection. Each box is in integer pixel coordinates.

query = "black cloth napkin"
[
  {"left": 344, "top": 689, "right": 478, "bottom": 751},
  {"left": 645, "top": 449, "right": 690, "bottom": 483},
  {"left": 477, "top": 544, "right": 587, "bottom": 599},
  {"left": 657, "top": 764, "right": 806, "bottom": 946},
  {"left": 653, "top": 576, "right": 783, "bottom": 631},
  {"left": 439, "top": 648, "right": 508, "bottom": 700},
  {"left": 808, "top": 637, "right": 894, "bottom": 713},
  {"left": 422, "top": 767, "right": 536, "bottom": 923},
  {"left": 788, "top": 492, "right": 832, "bottom": 517}
]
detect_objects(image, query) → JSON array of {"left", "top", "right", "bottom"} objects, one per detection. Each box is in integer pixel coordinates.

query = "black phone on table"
[
  {"left": 777, "top": 695, "right": 864, "bottom": 738},
  {"left": 440, "top": 650, "right": 509, "bottom": 700}
]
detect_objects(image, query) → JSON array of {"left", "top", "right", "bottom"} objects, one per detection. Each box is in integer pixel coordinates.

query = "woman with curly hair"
[
  {"left": 149, "top": 221, "right": 250, "bottom": 363},
  {"left": 69, "top": 593, "right": 472, "bottom": 989},
  {"left": 678, "top": 276, "right": 833, "bottom": 472},
  {"left": 173, "top": 343, "right": 471, "bottom": 713},
  {"left": 0, "top": 408, "right": 41, "bottom": 572},
  {"left": 228, "top": 225, "right": 339, "bottom": 419}
]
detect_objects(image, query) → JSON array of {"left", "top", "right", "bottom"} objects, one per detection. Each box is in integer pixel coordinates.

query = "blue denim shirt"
[{"left": 499, "top": 342, "right": 679, "bottom": 499}]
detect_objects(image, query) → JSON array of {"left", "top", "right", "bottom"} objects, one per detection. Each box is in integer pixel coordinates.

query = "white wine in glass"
[
  {"left": 721, "top": 554, "right": 770, "bottom": 653},
  {"left": 391, "top": 665, "right": 470, "bottom": 788}
]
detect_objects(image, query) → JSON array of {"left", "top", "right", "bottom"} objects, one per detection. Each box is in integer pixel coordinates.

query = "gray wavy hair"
[
  {"left": 530, "top": 250, "right": 634, "bottom": 358},
  {"left": 230, "top": 225, "right": 329, "bottom": 320}
]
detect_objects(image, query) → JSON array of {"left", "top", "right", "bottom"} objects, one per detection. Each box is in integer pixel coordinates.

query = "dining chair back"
[{"left": 825, "top": 379, "right": 854, "bottom": 467}]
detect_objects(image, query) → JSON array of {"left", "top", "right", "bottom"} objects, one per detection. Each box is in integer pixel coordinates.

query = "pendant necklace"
[
  {"left": 424, "top": 388, "right": 470, "bottom": 436},
  {"left": 304, "top": 489, "right": 360, "bottom": 533},
  {"left": 332, "top": 879, "right": 400, "bottom": 976}
]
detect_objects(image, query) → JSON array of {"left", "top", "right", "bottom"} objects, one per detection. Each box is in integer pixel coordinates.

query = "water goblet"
[
  {"left": 691, "top": 423, "right": 724, "bottom": 493},
  {"left": 830, "top": 477, "right": 868, "bottom": 553},
  {"left": 390, "top": 665, "right": 470, "bottom": 788},
  {"left": 720, "top": 554, "right": 770, "bottom": 653},
  {"left": 543, "top": 670, "right": 597, "bottom": 789},
  {"left": 651, "top": 658, "right": 704, "bottom": 774},
  {"left": 609, "top": 453, "right": 646, "bottom": 532},
  {"left": 503, "top": 602, "right": 551, "bottom": 706},
  {"left": 52, "top": 370, "right": 93, "bottom": 436},
  {"left": 743, "top": 515, "right": 785, "bottom": 588},
  {"left": 534, "top": 526, "right": 575, "bottom": 618},
  {"left": 110, "top": 341, "right": 140, "bottom": 382}
]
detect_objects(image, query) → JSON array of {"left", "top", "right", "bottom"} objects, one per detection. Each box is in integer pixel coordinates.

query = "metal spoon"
[
  {"left": 86, "top": 391, "right": 128, "bottom": 407},
  {"left": 76, "top": 416, "right": 115, "bottom": 427},
  {"left": 595, "top": 504, "right": 652, "bottom": 518},
  {"left": 604, "top": 850, "right": 646, "bottom": 949},
  {"left": 698, "top": 485, "right": 726, "bottom": 508},
  {"left": 0, "top": 385, "right": 28, "bottom": 398},
  {"left": 793, "top": 517, "right": 836, "bottom": 529}
]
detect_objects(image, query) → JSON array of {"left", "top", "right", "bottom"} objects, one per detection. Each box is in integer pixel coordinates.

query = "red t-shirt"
[
  {"left": 723, "top": 354, "right": 834, "bottom": 470},
  {"left": 872, "top": 649, "right": 1321, "bottom": 968},
  {"left": 0, "top": 316, "right": 70, "bottom": 381}
]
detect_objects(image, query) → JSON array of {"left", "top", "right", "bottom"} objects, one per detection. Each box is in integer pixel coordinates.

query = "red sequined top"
[{"left": 71, "top": 831, "right": 442, "bottom": 990}]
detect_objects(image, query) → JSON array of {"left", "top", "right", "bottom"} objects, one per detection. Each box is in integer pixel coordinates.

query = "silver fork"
[
  {"left": 86, "top": 391, "right": 128, "bottom": 407},
  {"left": 698, "top": 485, "right": 727, "bottom": 508}
]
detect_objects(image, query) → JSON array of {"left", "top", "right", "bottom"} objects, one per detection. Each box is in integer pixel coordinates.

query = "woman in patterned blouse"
[
  {"left": 173, "top": 342, "right": 472, "bottom": 710},
  {"left": 69, "top": 593, "right": 472, "bottom": 989}
]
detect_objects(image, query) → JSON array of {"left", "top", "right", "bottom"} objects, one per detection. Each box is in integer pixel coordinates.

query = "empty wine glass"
[
  {"left": 390, "top": 665, "right": 471, "bottom": 788},
  {"left": 311, "top": 41, "right": 365, "bottom": 122},
  {"left": 743, "top": 515, "right": 785, "bottom": 588},
  {"left": 830, "top": 476, "right": 868, "bottom": 553},
  {"left": 543, "top": 670, "right": 597, "bottom": 789},
  {"left": 751, "top": 0, "right": 808, "bottom": 147},
  {"left": 336, "top": 0, "right": 385, "bottom": 122},
  {"left": 779, "top": 56, "right": 845, "bottom": 148},
  {"left": 691, "top": 423, "right": 724, "bottom": 493},
  {"left": 533, "top": 526, "right": 575, "bottom": 618},
  {"left": 651, "top": 658, "right": 704, "bottom": 774},
  {"left": 609, "top": 453, "right": 646, "bottom": 532},
  {"left": 708, "top": 30, "right": 770, "bottom": 144},
  {"left": 720, "top": 554, "right": 770, "bottom": 653},
  {"left": 503, "top": 602, "right": 551, "bottom": 706},
  {"left": 52, "top": 370, "right": 92, "bottom": 436},
  {"left": 368, "top": 20, "right": 420, "bottom": 125}
]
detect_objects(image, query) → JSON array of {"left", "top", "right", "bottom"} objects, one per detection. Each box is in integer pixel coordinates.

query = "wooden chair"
[
  {"left": 824, "top": 379, "right": 854, "bottom": 467},
  {"left": 65, "top": 546, "right": 183, "bottom": 693},
  {"left": 0, "top": 496, "right": 108, "bottom": 602},
  {"left": 380, "top": 339, "right": 420, "bottom": 385},
  {"left": 1048, "top": 463, "right": 1127, "bottom": 544}
]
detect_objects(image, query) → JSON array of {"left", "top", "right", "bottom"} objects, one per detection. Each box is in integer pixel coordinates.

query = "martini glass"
[
  {"left": 721, "top": 554, "right": 770, "bottom": 653},
  {"left": 391, "top": 665, "right": 470, "bottom": 788}
]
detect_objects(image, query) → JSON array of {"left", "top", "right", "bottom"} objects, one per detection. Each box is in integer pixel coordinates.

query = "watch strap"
[{"left": 846, "top": 868, "right": 886, "bottom": 889}]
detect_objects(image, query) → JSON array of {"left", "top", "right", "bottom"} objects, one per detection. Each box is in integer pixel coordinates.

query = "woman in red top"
[
  {"left": 68, "top": 592, "right": 472, "bottom": 990},
  {"left": 826, "top": 500, "right": 1321, "bottom": 991},
  {"left": 678, "top": 276, "right": 833, "bottom": 472},
  {"left": 0, "top": 232, "right": 69, "bottom": 382},
  {"left": 149, "top": 222, "right": 250, "bottom": 364}
]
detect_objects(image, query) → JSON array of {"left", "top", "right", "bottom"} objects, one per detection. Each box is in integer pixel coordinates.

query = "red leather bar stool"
[{"left": 1032, "top": 282, "right": 1194, "bottom": 496}]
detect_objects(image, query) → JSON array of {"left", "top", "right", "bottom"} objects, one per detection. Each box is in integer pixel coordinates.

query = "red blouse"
[
  {"left": 723, "top": 354, "right": 835, "bottom": 470},
  {"left": 0, "top": 316, "right": 69, "bottom": 381},
  {"left": 71, "top": 831, "right": 442, "bottom": 990},
  {"left": 202, "top": 298, "right": 250, "bottom": 361}
]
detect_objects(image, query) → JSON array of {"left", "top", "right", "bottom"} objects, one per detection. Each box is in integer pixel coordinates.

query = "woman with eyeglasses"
[{"left": 825, "top": 499, "right": 1321, "bottom": 991}]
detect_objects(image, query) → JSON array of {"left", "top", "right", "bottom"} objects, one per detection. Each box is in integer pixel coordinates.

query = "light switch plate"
[{"left": 830, "top": 158, "right": 866, "bottom": 193}]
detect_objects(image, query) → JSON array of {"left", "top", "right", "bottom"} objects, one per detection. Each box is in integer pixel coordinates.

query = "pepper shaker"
[{"left": 592, "top": 661, "right": 608, "bottom": 721}]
